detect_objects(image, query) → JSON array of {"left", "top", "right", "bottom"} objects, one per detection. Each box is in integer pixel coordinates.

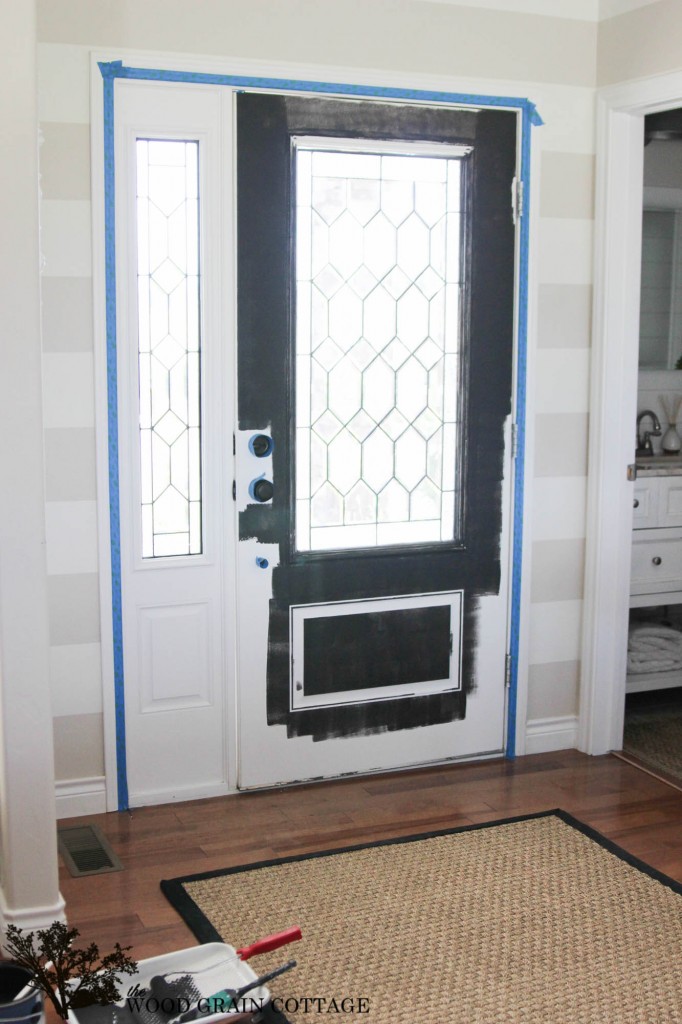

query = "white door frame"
[
  {"left": 90, "top": 50, "right": 538, "bottom": 809},
  {"left": 580, "top": 69, "right": 682, "bottom": 755}
]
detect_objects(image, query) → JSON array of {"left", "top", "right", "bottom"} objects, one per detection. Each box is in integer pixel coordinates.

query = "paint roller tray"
[{"left": 68, "top": 943, "right": 271, "bottom": 1024}]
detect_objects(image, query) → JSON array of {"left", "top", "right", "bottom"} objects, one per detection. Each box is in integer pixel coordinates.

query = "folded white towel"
[
  {"left": 629, "top": 639, "right": 682, "bottom": 657},
  {"left": 627, "top": 622, "right": 682, "bottom": 673},
  {"left": 629, "top": 623, "right": 682, "bottom": 641},
  {"left": 628, "top": 624, "right": 682, "bottom": 656},
  {"left": 627, "top": 655, "right": 682, "bottom": 674}
]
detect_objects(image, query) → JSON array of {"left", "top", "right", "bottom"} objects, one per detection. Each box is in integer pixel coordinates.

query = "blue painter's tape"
[
  {"left": 102, "top": 60, "right": 544, "bottom": 119},
  {"left": 526, "top": 101, "right": 544, "bottom": 127},
  {"left": 98, "top": 60, "right": 123, "bottom": 78},
  {"left": 99, "top": 59, "right": 540, "bottom": 772},
  {"left": 100, "top": 67, "right": 129, "bottom": 811}
]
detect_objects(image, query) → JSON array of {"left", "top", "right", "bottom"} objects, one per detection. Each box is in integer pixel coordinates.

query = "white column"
[{"left": 0, "top": 0, "right": 65, "bottom": 939}]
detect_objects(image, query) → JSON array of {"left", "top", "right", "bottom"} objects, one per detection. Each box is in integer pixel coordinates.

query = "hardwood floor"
[{"left": 57, "top": 751, "right": 682, "bottom": 964}]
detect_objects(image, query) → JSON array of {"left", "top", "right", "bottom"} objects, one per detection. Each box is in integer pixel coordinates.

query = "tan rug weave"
[
  {"left": 162, "top": 811, "right": 682, "bottom": 1024},
  {"left": 623, "top": 709, "right": 682, "bottom": 784}
]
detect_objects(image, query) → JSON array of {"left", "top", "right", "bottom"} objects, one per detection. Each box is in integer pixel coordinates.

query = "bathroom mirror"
[
  {"left": 639, "top": 127, "right": 682, "bottom": 370},
  {"left": 639, "top": 201, "right": 682, "bottom": 370}
]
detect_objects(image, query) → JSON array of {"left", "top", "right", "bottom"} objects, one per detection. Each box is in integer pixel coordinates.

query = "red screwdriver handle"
[{"left": 237, "top": 927, "right": 302, "bottom": 960}]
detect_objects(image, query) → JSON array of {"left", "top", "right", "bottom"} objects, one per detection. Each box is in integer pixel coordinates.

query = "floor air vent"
[{"left": 57, "top": 824, "right": 123, "bottom": 877}]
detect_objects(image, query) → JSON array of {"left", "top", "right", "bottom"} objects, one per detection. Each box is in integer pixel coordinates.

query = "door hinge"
[
  {"left": 511, "top": 176, "right": 524, "bottom": 225},
  {"left": 232, "top": 480, "right": 236, "bottom": 501},
  {"left": 233, "top": 432, "right": 236, "bottom": 456},
  {"left": 449, "top": 632, "right": 454, "bottom": 655},
  {"left": 505, "top": 653, "right": 512, "bottom": 688},
  {"left": 511, "top": 422, "right": 519, "bottom": 459}
]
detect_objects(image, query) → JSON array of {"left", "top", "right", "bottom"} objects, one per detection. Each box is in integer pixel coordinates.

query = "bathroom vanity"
[{"left": 629, "top": 459, "right": 682, "bottom": 692}]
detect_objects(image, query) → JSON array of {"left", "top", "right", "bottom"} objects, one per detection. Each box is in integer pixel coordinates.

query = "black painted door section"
[{"left": 236, "top": 93, "right": 517, "bottom": 785}]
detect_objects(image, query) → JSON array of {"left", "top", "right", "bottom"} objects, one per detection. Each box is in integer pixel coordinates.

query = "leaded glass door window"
[{"left": 294, "top": 138, "right": 469, "bottom": 552}]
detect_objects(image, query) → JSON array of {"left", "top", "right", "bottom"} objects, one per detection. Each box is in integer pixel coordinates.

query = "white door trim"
[
  {"left": 580, "top": 69, "right": 682, "bottom": 755},
  {"left": 90, "top": 48, "right": 537, "bottom": 806}
]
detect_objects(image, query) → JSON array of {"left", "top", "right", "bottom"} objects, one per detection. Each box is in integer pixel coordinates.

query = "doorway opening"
[
  {"left": 581, "top": 71, "right": 682, "bottom": 764},
  {"left": 620, "top": 109, "right": 682, "bottom": 790}
]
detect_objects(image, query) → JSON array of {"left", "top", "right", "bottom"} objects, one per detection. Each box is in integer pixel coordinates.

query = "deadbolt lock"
[{"left": 249, "top": 433, "right": 274, "bottom": 458}]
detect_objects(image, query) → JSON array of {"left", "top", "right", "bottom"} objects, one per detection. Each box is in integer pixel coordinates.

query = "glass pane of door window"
[
  {"left": 294, "top": 139, "right": 467, "bottom": 552},
  {"left": 136, "top": 139, "right": 202, "bottom": 558}
]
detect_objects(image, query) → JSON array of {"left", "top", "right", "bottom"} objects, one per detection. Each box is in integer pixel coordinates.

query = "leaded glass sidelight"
[
  {"left": 136, "top": 139, "right": 202, "bottom": 558},
  {"left": 294, "top": 138, "right": 468, "bottom": 553}
]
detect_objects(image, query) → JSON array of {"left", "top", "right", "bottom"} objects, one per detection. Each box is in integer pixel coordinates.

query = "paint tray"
[{"left": 68, "top": 943, "right": 270, "bottom": 1024}]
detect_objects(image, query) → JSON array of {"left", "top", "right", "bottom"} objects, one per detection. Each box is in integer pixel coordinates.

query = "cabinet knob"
[
  {"left": 652, "top": 556, "right": 662, "bottom": 566},
  {"left": 633, "top": 498, "right": 639, "bottom": 508}
]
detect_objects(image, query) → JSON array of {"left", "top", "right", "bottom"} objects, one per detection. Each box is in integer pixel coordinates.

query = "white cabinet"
[
  {"left": 629, "top": 473, "right": 682, "bottom": 692},
  {"left": 633, "top": 478, "right": 659, "bottom": 528},
  {"left": 631, "top": 528, "right": 682, "bottom": 597}
]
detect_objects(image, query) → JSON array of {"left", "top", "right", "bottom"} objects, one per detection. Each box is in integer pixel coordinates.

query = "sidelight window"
[{"left": 135, "top": 139, "right": 203, "bottom": 558}]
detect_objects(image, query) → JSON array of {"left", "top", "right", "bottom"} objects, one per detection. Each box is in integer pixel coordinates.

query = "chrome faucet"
[{"left": 636, "top": 410, "right": 662, "bottom": 456}]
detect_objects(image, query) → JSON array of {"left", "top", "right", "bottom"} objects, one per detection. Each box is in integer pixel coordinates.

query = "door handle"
[
  {"left": 652, "top": 556, "right": 662, "bottom": 566},
  {"left": 250, "top": 477, "right": 274, "bottom": 502}
]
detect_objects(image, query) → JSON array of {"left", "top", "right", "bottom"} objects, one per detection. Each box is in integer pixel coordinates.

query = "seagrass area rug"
[{"left": 161, "top": 809, "right": 682, "bottom": 1024}]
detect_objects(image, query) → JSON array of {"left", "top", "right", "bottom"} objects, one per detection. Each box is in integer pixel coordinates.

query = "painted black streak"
[{"left": 237, "top": 93, "right": 516, "bottom": 742}]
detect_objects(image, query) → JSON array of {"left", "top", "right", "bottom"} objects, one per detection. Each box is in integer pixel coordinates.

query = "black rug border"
[{"left": 160, "top": 807, "right": 682, "bottom": 945}]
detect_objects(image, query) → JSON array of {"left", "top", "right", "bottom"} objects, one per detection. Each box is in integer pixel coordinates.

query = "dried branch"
[{"left": 4, "top": 923, "right": 137, "bottom": 1020}]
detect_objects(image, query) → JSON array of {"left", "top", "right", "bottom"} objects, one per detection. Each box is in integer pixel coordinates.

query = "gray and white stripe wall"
[{"left": 37, "top": 1, "right": 597, "bottom": 812}]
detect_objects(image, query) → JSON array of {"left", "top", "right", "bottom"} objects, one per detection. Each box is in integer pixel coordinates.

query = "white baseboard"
[
  {"left": 525, "top": 715, "right": 579, "bottom": 754},
  {"left": 55, "top": 776, "right": 107, "bottom": 819}
]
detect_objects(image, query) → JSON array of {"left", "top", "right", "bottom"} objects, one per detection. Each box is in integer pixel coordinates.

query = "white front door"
[{"left": 234, "top": 93, "right": 518, "bottom": 788}]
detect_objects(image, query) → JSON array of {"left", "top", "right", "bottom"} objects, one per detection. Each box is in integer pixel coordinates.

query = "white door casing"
[
  {"left": 91, "top": 56, "right": 535, "bottom": 808},
  {"left": 581, "top": 69, "right": 682, "bottom": 756}
]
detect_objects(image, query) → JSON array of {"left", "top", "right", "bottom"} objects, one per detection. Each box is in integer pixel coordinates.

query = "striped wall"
[
  {"left": 598, "top": 0, "right": 682, "bottom": 85},
  {"left": 38, "top": 73, "right": 105, "bottom": 799},
  {"left": 37, "top": 0, "right": 599, "bottom": 803}
]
